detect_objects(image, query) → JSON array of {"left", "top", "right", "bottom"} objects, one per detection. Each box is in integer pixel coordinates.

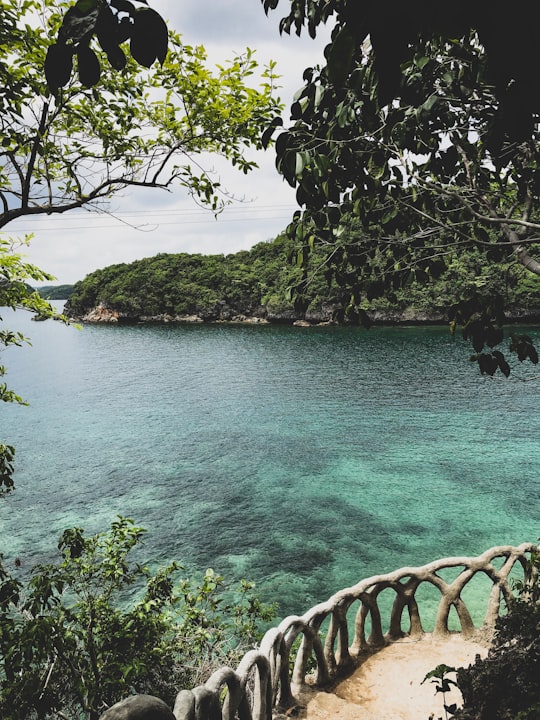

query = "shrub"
[
  {"left": 0, "top": 517, "right": 276, "bottom": 720},
  {"left": 453, "top": 548, "right": 540, "bottom": 720}
]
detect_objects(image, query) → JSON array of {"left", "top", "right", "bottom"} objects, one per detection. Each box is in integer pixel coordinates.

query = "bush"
[
  {"left": 0, "top": 517, "right": 276, "bottom": 720},
  {"left": 453, "top": 548, "right": 540, "bottom": 720}
]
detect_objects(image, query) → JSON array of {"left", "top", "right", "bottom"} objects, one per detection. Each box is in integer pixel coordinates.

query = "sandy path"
[{"left": 295, "top": 634, "right": 488, "bottom": 720}]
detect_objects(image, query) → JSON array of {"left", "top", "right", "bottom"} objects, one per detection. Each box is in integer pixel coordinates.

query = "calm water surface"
[{"left": 1, "top": 306, "right": 539, "bottom": 617}]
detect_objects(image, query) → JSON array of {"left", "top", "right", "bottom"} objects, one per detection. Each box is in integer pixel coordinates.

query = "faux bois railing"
[{"left": 103, "top": 543, "right": 538, "bottom": 720}]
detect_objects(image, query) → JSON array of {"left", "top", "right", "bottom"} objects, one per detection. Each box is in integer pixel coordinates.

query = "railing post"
[{"left": 173, "top": 690, "right": 196, "bottom": 720}]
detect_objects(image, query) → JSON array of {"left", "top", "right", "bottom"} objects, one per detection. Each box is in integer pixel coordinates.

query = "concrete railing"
[{"left": 102, "top": 543, "right": 537, "bottom": 720}]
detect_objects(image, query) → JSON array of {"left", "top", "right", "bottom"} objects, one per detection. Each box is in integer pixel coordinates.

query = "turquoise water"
[{"left": 1, "top": 306, "right": 539, "bottom": 616}]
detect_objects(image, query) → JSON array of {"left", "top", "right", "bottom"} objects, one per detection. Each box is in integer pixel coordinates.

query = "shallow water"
[{"left": 1, "top": 306, "right": 539, "bottom": 617}]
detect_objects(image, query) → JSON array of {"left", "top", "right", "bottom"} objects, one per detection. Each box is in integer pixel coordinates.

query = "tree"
[
  {"left": 262, "top": 1, "right": 540, "bottom": 140},
  {"left": 0, "top": 516, "right": 276, "bottom": 720},
  {"left": 1, "top": 0, "right": 281, "bottom": 225},
  {"left": 1, "top": 0, "right": 281, "bottom": 489},
  {"left": 61, "top": 229, "right": 540, "bottom": 326},
  {"left": 262, "top": 0, "right": 540, "bottom": 376}
]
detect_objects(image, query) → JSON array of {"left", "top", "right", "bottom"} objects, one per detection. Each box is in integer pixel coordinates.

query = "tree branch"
[
  {"left": 504, "top": 226, "right": 540, "bottom": 276},
  {"left": 514, "top": 245, "right": 540, "bottom": 275},
  {"left": 6, "top": 150, "right": 25, "bottom": 198},
  {"left": 519, "top": 192, "right": 534, "bottom": 237},
  {"left": 22, "top": 101, "right": 49, "bottom": 208},
  {"left": 0, "top": 173, "right": 174, "bottom": 228},
  {"left": 422, "top": 179, "right": 540, "bottom": 233}
]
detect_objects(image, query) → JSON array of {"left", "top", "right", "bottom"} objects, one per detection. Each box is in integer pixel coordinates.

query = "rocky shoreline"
[
  {"left": 67, "top": 301, "right": 453, "bottom": 327},
  {"left": 66, "top": 301, "right": 540, "bottom": 328}
]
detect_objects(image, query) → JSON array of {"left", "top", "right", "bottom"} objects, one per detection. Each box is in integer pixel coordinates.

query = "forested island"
[{"left": 65, "top": 232, "right": 540, "bottom": 326}]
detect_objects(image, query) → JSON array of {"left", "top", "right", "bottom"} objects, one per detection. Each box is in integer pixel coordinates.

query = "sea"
[{"left": 1, "top": 303, "right": 539, "bottom": 624}]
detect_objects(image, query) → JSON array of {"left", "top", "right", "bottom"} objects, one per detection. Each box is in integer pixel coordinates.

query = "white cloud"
[{"left": 9, "top": 0, "right": 333, "bottom": 285}]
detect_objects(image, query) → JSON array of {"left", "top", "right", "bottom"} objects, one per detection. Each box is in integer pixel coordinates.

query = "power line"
[
  {"left": 10, "top": 215, "right": 293, "bottom": 232},
  {"left": 7, "top": 204, "right": 297, "bottom": 232}
]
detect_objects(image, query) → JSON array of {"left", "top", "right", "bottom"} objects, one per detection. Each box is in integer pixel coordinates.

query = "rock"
[
  {"left": 98, "top": 694, "right": 176, "bottom": 720},
  {"left": 305, "top": 302, "right": 341, "bottom": 323},
  {"left": 293, "top": 319, "right": 312, "bottom": 327},
  {"left": 82, "top": 303, "right": 122, "bottom": 323},
  {"left": 265, "top": 307, "right": 301, "bottom": 323},
  {"left": 176, "top": 314, "right": 204, "bottom": 323},
  {"left": 244, "top": 316, "right": 269, "bottom": 324}
]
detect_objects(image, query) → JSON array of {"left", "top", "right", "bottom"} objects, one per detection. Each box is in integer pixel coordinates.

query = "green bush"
[
  {"left": 0, "top": 517, "right": 276, "bottom": 720},
  {"left": 453, "top": 548, "right": 540, "bottom": 720}
]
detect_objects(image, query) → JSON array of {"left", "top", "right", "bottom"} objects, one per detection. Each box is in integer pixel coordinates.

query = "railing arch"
[{"left": 103, "top": 543, "right": 538, "bottom": 720}]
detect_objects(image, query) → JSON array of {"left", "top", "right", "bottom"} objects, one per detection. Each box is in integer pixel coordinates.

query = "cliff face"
[
  {"left": 67, "top": 300, "right": 540, "bottom": 327},
  {"left": 66, "top": 300, "right": 451, "bottom": 326},
  {"left": 67, "top": 300, "right": 322, "bottom": 325}
]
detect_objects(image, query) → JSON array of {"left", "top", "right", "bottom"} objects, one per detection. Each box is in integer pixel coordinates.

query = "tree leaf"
[
  {"left": 130, "top": 7, "right": 168, "bottom": 68},
  {"left": 58, "top": 5, "right": 100, "bottom": 44},
  {"left": 45, "top": 43, "right": 74, "bottom": 91},
  {"left": 474, "top": 227, "right": 491, "bottom": 244},
  {"left": 414, "top": 55, "right": 430, "bottom": 69},
  {"left": 261, "top": 116, "right": 283, "bottom": 149},
  {"left": 326, "top": 25, "right": 355, "bottom": 85},
  {"left": 77, "top": 45, "right": 101, "bottom": 87},
  {"left": 110, "top": 0, "right": 136, "bottom": 12},
  {"left": 73, "top": 0, "right": 100, "bottom": 13},
  {"left": 478, "top": 353, "right": 498, "bottom": 376},
  {"left": 106, "top": 45, "right": 127, "bottom": 71},
  {"left": 422, "top": 664, "right": 457, "bottom": 683},
  {"left": 96, "top": 5, "right": 121, "bottom": 52},
  {"left": 498, "top": 357, "right": 511, "bottom": 377}
]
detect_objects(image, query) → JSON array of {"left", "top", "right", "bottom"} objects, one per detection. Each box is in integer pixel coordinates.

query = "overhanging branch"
[
  {"left": 419, "top": 178, "right": 540, "bottom": 235},
  {"left": 0, "top": 175, "right": 172, "bottom": 229}
]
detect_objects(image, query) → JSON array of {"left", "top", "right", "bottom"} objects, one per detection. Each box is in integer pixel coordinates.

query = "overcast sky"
[{"left": 11, "top": 0, "right": 332, "bottom": 285}]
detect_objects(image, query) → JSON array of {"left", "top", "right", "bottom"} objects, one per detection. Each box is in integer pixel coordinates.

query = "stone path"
[{"left": 296, "top": 634, "right": 489, "bottom": 720}]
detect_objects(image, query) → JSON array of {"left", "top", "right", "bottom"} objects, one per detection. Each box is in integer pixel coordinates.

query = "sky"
[{"left": 9, "top": 0, "right": 333, "bottom": 285}]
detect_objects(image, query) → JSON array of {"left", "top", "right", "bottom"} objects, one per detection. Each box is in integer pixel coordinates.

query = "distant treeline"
[
  {"left": 36, "top": 285, "right": 75, "bottom": 300},
  {"left": 65, "top": 233, "right": 540, "bottom": 323}
]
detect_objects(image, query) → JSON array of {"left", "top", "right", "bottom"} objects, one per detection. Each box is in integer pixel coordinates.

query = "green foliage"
[
  {"left": 1, "top": 0, "right": 281, "bottom": 225},
  {"left": 45, "top": 0, "right": 169, "bottom": 91},
  {"left": 65, "top": 235, "right": 308, "bottom": 319},
  {"left": 0, "top": 444, "right": 16, "bottom": 497},
  {"left": 65, "top": 227, "right": 540, "bottom": 354},
  {"left": 263, "top": 1, "right": 539, "bottom": 142},
  {"left": 260, "top": 4, "right": 540, "bottom": 375},
  {"left": 0, "top": 517, "right": 276, "bottom": 720},
  {"left": 452, "top": 548, "right": 540, "bottom": 720}
]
